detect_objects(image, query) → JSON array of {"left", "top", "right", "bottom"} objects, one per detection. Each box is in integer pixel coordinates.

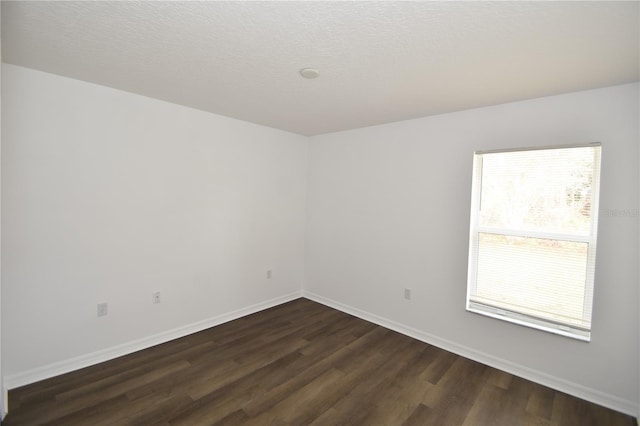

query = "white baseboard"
[
  {"left": 5, "top": 291, "right": 302, "bottom": 391},
  {"left": 302, "top": 290, "right": 638, "bottom": 418}
]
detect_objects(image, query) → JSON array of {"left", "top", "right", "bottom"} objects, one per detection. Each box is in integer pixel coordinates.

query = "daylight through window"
[{"left": 466, "top": 144, "right": 601, "bottom": 341}]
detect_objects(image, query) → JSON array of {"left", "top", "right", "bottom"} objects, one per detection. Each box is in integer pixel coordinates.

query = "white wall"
[
  {"left": 1, "top": 64, "right": 308, "bottom": 382},
  {"left": 0, "top": 4, "right": 5, "bottom": 419},
  {"left": 305, "top": 83, "right": 639, "bottom": 415}
]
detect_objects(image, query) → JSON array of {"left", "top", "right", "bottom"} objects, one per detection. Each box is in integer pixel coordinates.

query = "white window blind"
[{"left": 466, "top": 144, "right": 601, "bottom": 341}]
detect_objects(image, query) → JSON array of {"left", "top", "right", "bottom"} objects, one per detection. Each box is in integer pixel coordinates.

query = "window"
[{"left": 466, "top": 144, "right": 601, "bottom": 341}]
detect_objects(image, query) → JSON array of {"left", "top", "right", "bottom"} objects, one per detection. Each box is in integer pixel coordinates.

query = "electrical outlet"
[
  {"left": 97, "top": 302, "right": 108, "bottom": 317},
  {"left": 266, "top": 270, "right": 272, "bottom": 279},
  {"left": 153, "top": 291, "right": 161, "bottom": 304},
  {"left": 404, "top": 288, "right": 412, "bottom": 300}
]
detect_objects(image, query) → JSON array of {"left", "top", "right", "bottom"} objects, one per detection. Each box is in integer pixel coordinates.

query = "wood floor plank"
[
  {"left": 419, "top": 347, "right": 459, "bottom": 384},
  {"left": 486, "top": 368, "right": 513, "bottom": 390},
  {"left": 526, "top": 383, "right": 556, "bottom": 420},
  {"left": 248, "top": 367, "right": 347, "bottom": 425},
  {"left": 326, "top": 340, "right": 432, "bottom": 425},
  {"left": 170, "top": 351, "right": 306, "bottom": 424},
  {"left": 120, "top": 395, "right": 194, "bottom": 426},
  {"left": 462, "top": 383, "right": 523, "bottom": 426},
  {"left": 401, "top": 403, "right": 433, "bottom": 426},
  {"left": 3, "top": 298, "right": 635, "bottom": 426}
]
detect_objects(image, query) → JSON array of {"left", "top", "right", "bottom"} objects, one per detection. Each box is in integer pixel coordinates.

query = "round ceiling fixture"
[{"left": 299, "top": 68, "right": 320, "bottom": 79}]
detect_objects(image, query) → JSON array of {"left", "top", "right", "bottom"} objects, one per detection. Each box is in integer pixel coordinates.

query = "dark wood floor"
[{"left": 3, "top": 298, "right": 636, "bottom": 425}]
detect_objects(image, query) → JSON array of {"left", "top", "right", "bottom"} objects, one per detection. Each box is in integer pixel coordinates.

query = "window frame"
[{"left": 466, "top": 143, "right": 601, "bottom": 341}]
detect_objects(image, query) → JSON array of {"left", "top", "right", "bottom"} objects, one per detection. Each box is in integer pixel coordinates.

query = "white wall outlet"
[
  {"left": 97, "top": 302, "right": 108, "bottom": 317},
  {"left": 152, "top": 291, "right": 161, "bottom": 304},
  {"left": 266, "top": 270, "right": 272, "bottom": 279},
  {"left": 404, "top": 288, "right": 412, "bottom": 300}
]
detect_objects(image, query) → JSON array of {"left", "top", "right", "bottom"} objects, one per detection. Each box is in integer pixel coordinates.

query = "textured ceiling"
[{"left": 2, "top": 1, "right": 639, "bottom": 136}]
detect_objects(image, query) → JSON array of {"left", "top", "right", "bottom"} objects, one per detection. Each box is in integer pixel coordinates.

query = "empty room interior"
[{"left": 1, "top": 1, "right": 639, "bottom": 425}]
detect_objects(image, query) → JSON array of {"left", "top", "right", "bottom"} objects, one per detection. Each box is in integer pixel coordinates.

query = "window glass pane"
[
  {"left": 473, "top": 233, "right": 589, "bottom": 328},
  {"left": 479, "top": 147, "right": 595, "bottom": 235}
]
